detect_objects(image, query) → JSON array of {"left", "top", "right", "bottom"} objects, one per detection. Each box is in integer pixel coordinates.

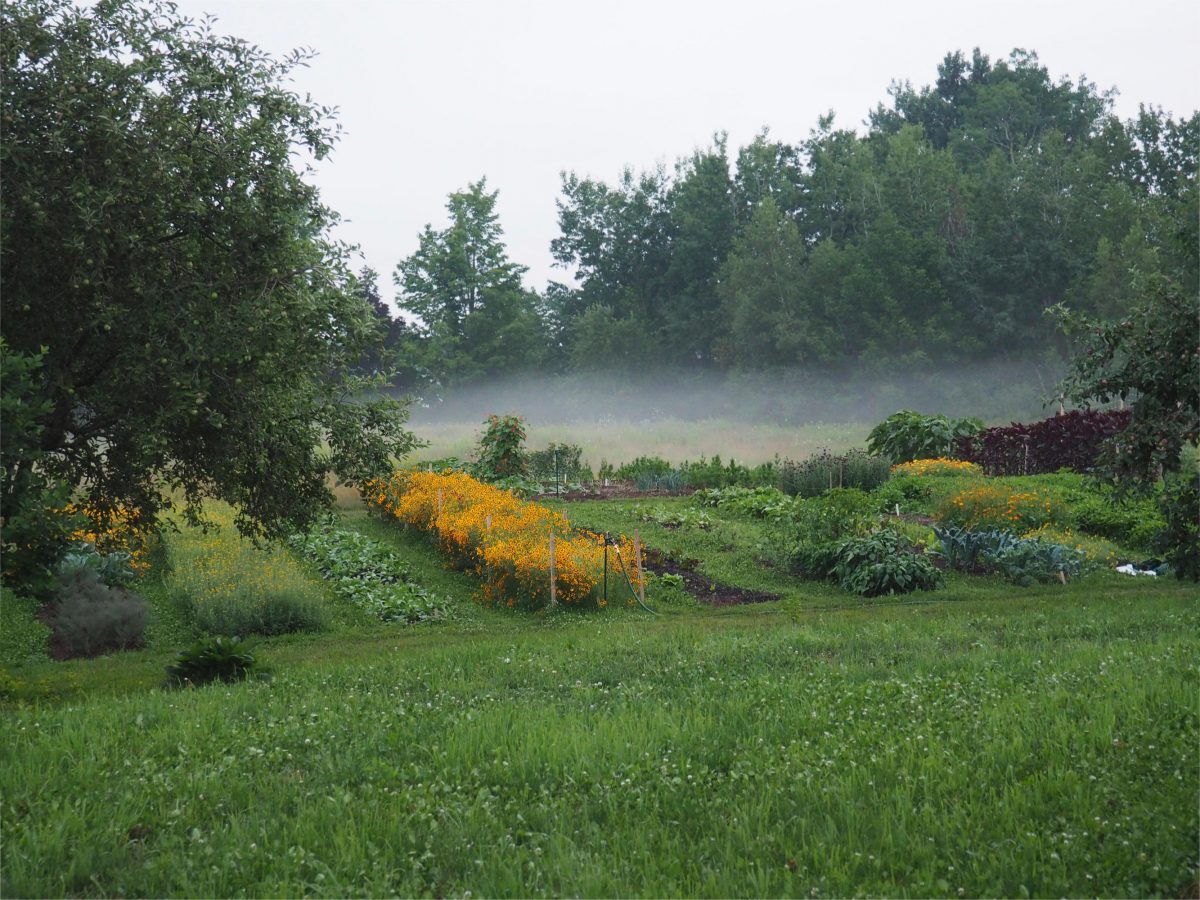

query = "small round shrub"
[{"left": 50, "top": 568, "right": 148, "bottom": 658}]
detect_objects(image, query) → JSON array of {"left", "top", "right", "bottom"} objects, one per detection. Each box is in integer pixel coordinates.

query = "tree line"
[{"left": 378, "top": 48, "right": 1196, "bottom": 391}]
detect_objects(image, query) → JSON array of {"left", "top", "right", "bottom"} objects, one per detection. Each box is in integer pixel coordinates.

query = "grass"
[
  {"left": 2, "top": 585, "right": 1196, "bottom": 897},
  {"left": 1, "top": 487, "right": 1197, "bottom": 897},
  {"left": 410, "top": 418, "right": 867, "bottom": 468}
]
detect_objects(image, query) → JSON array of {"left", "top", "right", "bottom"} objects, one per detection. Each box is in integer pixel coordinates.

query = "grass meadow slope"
[{"left": 2, "top": 498, "right": 1197, "bottom": 898}]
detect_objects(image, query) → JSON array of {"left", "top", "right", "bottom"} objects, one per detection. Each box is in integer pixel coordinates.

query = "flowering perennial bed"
[
  {"left": 891, "top": 457, "right": 983, "bottom": 478},
  {"left": 367, "top": 470, "right": 643, "bottom": 610}
]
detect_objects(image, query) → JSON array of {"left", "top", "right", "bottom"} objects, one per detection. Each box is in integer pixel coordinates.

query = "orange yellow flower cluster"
[
  {"left": 366, "top": 470, "right": 643, "bottom": 610},
  {"left": 66, "top": 504, "right": 154, "bottom": 575},
  {"left": 938, "top": 484, "right": 1063, "bottom": 532},
  {"left": 891, "top": 458, "right": 983, "bottom": 477}
]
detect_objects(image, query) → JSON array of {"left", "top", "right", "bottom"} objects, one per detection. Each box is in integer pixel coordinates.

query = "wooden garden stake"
[
  {"left": 634, "top": 529, "right": 645, "bottom": 606},
  {"left": 485, "top": 515, "right": 492, "bottom": 585},
  {"left": 548, "top": 530, "right": 557, "bottom": 607}
]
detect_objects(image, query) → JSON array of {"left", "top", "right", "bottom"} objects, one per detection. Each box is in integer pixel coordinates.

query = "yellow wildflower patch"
[
  {"left": 367, "top": 470, "right": 643, "bottom": 610},
  {"left": 891, "top": 458, "right": 984, "bottom": 478},
  {"left": 938, "top": 484, "right": 1065, "bottom": 532},
  {"left": 65, "top": 504, "right": 154, "bottom": 575}
]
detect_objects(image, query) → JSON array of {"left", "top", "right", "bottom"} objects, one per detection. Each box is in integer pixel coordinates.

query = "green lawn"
[{"left": 2, "top": 500, "right": 1197, "bottom": 898}]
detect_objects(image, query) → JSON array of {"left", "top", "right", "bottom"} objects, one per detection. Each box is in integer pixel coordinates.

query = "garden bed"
[{"left": 642, "top": 547, "right": 779, "bottom": 606}]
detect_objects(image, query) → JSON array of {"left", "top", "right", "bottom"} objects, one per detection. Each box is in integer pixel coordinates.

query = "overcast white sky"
[{"left": 173, "top": 0, "right": 1200, "bottom": 301}]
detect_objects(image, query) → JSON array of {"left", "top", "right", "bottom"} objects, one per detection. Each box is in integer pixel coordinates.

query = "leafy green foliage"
[
  {"left": 1155, "top": 470, "right": 1199, "bottom": 581},
  {"left": 832, "top": 531, "right": 943, "bottom": 597},
  {"left": 0, "top": 587, "right": 50, "bottom": 663},
  {"left": 1, "top": 0, "right": 417, "bottom": 544},
  {"left": 476, "top": 415, "right": 529, "bottom": 479},
  {"left": 49, "top": 569, "right": 147, "bottom": 658},
  {"left": 287, "top": 524, "right": 443, "bottom": 623},
  {"left": 867, "top": 411, "right": 983, "bottom": 464},
  {"left": 694, "top": 485, "right": 795, "bottom": 520},
  {"left": 1055, "top": 276, "right": 1200, "bottom": 487},
  {"left": 1068, "top": 491, "right": 1163, "bottom": 551},
  {"left": 165, "top": 635, "right": 259, "bottom": 687},
  {"left": 638, "top": 507, "right": 714, "bottom": 531},
  {"left": 774, "top": 489, "right": 881, "bottom": 577},
  {"left": 57, "top": 543, "right": 137, "bottom": 589},
  {"left": 0, "top": 341, "right": 82, "bottom": 593},
  {"left": 779, "top": 449, "right": 891, "bottom": 497}
]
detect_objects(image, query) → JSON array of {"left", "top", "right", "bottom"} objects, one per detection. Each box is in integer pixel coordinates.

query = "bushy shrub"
[
  {"left": 867, "top": 411, "right": 984, "bottom": 464},
  {"left": 476, "top": 414, "right": 528, "bottom": 479},
  {"left": 833, "top": 531, "right": 943, "bottom": 597},
  {"left": 50, "top": 568, "right": 147, "bottom": 658},
  {"left": 1068, "top": 491, "right": 1163, "bottom": 551},
  {"left": 166, "top": 635, "right": 259, "bottom": 687},
  {"left": 779, "top": 449, "right": 891, "bottom": 498},
  {"left": 955, "top": 409, "right": 1131, "bottom": 476},
  {"left": 1156, "top": 469, "right": 1199, "bottom": 581}
]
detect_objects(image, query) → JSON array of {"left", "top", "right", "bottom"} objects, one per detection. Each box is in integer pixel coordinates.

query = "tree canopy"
[{"left": 0, "top": 0, "right": 417, "bottom": 561}]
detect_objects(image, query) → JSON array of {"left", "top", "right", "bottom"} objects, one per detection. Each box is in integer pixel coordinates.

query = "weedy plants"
[
  {"left": 867, "top": 411, "right": 984, "bottom": 464},
  {"left": 166, "top": 635, "right": 260, "bottom": 687},
  {"left": 49, "top": 568, "right": 148, "bottom": 658},
  {"left": 638, "top": 507, "right": 714, "bottom": 530},
  {"left": 779, "top": 449, "right": 891, "bottom": 498}
]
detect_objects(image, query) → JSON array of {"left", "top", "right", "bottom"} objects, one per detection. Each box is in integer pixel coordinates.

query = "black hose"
[{"left": 611, "top": 541, "right": 659, "bottom": 615}]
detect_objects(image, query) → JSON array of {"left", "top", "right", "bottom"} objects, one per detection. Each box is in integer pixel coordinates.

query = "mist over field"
[
  {"left": 404, "top": 361, "right": 1069, "bottom": 464},
  {"left": 409, "top": 361, "right": 1064, "bottom": 427}
]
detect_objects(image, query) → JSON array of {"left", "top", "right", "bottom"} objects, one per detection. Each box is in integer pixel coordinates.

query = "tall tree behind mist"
[
  {"left": 394, "top": 179, "right": 547, "bottom": 386},
  {"left": 548, "top": 48, "right": 1196, "bottom": 372}
]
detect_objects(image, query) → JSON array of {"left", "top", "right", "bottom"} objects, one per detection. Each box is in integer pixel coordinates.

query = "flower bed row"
[{"left": 366, "top": 470, "right": 643, "bottom": 610}]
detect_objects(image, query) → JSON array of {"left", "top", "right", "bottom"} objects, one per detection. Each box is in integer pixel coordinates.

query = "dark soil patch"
[{"left": 642, "top": 548, "right": 779, "bottom": 607}]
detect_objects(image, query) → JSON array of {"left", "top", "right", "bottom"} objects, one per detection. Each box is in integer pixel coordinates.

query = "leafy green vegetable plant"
[
  {"left": 288, "top": 523, "right": 443, "bottom": 622},
  {"left": 832, "top": 531, "right": 943, "bottom": 597},
  {"left": 166, "top": 635, "right": 259, "bottom": 687},
  {"left": 867, "top": 411, "right": 983, "bottom": 464}
]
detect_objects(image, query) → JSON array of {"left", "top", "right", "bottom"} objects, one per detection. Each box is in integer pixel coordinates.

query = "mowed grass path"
[{"left": 2, "top": 568, "right": 1196, "bottom": 897}]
